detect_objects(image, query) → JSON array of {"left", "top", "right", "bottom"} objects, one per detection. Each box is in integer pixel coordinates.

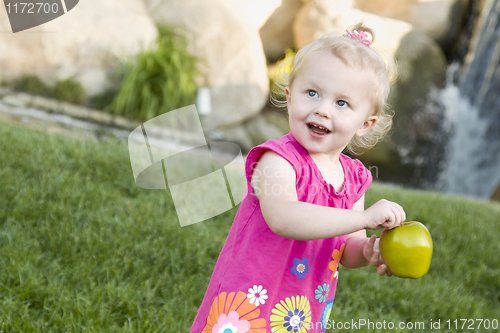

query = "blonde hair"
[{"left": 271, "top": 22, "right": 397, "bottom": 155}]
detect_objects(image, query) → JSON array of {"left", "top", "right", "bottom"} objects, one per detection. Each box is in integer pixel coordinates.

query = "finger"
[
  {"left": 387, "top": 211, "right": 397, "bottom": 226},
  {"left": 393, "top": 206, "right": 403, "bottom": 226},
  {"left": 370, "top": 248, "right": 380, "bottom": 266},
  {"left": 383, "top": 213, "right": 398, "bottom": 229},
  {"left": 376, "top": 253, "right": 384, "bottom": 267},
  {"left": 363, "top": 238, "right": 371, "bottom": 259},
  {"left": 391, "top": 209, "right": 401, "bottom": 228},
  {"left": 377, "top": 255, "right": 392, "bottom": 276},
  {"left": 394, "top": 204, "right": 406, "bottom": 226},
  {"left": 369, "top": 242, "right": 382, "bottom": 267},
  {"left": 369, "top": 235, "right": 377, "bottom": 252},
  {"left": 373, "top": 238, "right": 380, "bottom": 252},
  {"left": 393, "top": 203, "right": 405, "bottom": 225},
  {"left": 363, "top": 235, "right": 376, "bottom": 260},
  {"left": 378, "top": 264, "right": 392, "bottom": 276},
  {"left": 382, "top": 211, "right": 396, "bottom": 227},
  {"left": 397, "top": 204, "right": 405, "bottom": 224},
  {"left": 379, "top": 255, "right": 393, "bottom": 277},
  {"left": 377, "top": 264, "right": 386, "bottom": 276}
]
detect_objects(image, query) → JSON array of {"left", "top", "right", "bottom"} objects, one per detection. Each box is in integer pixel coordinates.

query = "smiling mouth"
[{"left": 307, "top": 123, "right": 331, "bottom": 135}]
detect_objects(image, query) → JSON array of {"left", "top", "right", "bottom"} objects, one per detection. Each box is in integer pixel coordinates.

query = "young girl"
[{"left": 191, "top": 22, "right": 406, "bottom": 333}]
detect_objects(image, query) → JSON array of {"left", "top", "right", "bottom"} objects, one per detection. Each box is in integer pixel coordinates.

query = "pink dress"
[{"left": 190, "top": 132, "right": 372, "bottom": 333}]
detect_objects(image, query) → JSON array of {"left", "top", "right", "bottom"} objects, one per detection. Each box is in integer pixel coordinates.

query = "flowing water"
[
  {"left": 437, "top": 0, "right": 500, "bottom": 199},
  {"left": 436, "top": 64, "right": 498, "bottom": 198}
]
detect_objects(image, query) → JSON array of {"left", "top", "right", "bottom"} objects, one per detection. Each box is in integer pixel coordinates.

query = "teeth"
[{"left": 311, "top": 124, "right": 328, "bottom": 131}]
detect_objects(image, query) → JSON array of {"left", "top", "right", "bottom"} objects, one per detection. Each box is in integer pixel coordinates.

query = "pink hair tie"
[{"left": 343, "top": 29, "right": 372, "bottom": 46}]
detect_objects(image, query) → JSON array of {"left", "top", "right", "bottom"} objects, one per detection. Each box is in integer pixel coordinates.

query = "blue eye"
[
  {"left": 337, "top": 100, "right": 348, "bottom": 107},
  {"left": 308, "top": 90, "right": 318, "bottom": 97}
]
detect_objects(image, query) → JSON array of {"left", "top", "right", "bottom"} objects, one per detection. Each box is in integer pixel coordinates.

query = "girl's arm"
[
  {"left": 253, "top": 151, "right": 405, "bottom": 241},
  {"left": 340, "top": 195, "right": 394, "bottom": 276},
  {"left": 340, "top": 195, "right": 370, "bottom": 268}
]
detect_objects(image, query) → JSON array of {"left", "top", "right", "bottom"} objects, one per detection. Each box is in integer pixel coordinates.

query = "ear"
[
  {"left": 285, "top": 87, "right": 291, "bottom": 115},
  {"left": 355, "top": 115, "right": 378, "bottom": 137}
]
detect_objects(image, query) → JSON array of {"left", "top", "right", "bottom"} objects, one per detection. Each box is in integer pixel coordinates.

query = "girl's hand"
[
  {"left": 363, "top": 235, "right": 392, "bottom": 276},
  {"left": 363, "top": 199, "right": 406, "bottom": 230}
]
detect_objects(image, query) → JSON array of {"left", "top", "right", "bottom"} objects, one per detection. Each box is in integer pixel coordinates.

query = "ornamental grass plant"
[{"left": 109, "top": 25, "right": 200, "bottom": 121}]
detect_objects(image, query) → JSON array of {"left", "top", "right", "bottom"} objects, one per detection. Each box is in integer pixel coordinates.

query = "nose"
[{"left": 313, "top": 102, "right": 331, "bottom": 118}]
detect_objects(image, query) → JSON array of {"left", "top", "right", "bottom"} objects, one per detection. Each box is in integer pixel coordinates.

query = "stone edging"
[
  {"left": 0, "top": 88, "right": 223, "bottom": 149},
  {"left": 0, "top": 88, "right": 141, "bottom": 131}
]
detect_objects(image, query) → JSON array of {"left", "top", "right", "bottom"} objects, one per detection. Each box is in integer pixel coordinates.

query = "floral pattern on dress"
[
  {"left": 319, "top": 297, "right": 335, "bottom": 332},
  {"left": 270, "top": 295, "right": 312, "bottom": 333},
  {"left": 314, "top": 283, "right": 329, "bottom": 303},
  {"left": 202, "top": 291, "right": 267, "bottom": 333},
  {"left": 213, "top": 312, "right": 250, "bottom": 333},
  {"left": 328, "top": 243, "right": 345, "bottom": 279},
  {"left": 247, "top": 285, "right": 268, "bottom": 306},
  {"left": 290, "top": 258, "right": 309, "bottom": 280}
]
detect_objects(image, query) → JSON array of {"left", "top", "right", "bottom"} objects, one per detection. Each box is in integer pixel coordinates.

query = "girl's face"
[{"left": 285, "top": 50, "right": 378, "bottom": 157}]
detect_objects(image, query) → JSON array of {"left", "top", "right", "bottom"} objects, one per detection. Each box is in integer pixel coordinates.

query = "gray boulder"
[
  {"left": 0, "top": 0, "right": 158, "bottom": 96},
  {"left": 144, "top": 0, "right": 270, "bottom": 128}
]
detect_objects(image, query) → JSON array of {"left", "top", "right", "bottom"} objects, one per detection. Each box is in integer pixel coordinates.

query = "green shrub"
[
  {"left": 12, "top": 75, "right": 86, "bottom": 105},
  {"left": 109, "top": 25, "right": 200, "bottom": 121},
  {"left": 13, "top": 75, "right": 52, "bottom": 97},
  {"left": 52, "top": 78, "right": 86, "bottom": 104},
  {"left": 87, "top": 89, "right": 119, "bottom": 111},
  {"left": 9, "top": 25, "right": 199, "bottom": 116}
]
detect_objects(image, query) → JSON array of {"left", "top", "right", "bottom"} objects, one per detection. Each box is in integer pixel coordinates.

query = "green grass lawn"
[{"left": 1, "top": 121, "right": 499, "bottom": 332}]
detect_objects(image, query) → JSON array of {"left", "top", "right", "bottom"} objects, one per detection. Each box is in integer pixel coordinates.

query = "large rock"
[
  {"left": 353, "top": 0, "right": 468, "bottom": 50},
  {"left": 360, "top": 30, "right": 448, "bottom": 188},
  {"left": 0, "top": 0, "right": 157, "bottom": 96},
  {"left": 225, "top": 0, "right": 282, "bottom": 31},
  {"left": 259, "top": 0, "right": 304, "bottom": 62},
  {"left": 294, "top": 1, "right": 413, "bottom": 55},
  {"left": 145, "top": 0, "right": 270, "bottom": 129},
  {"left": 492, "top": 183, "right": 500, "bottom": 202}
]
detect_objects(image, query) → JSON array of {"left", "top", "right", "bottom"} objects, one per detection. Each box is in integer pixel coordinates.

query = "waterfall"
[
  {"left": 437, "top": 64, "right": 498, "bottom": 198},
  {"left": 437, "top": 0, "right": 500, "bottom": 199}
]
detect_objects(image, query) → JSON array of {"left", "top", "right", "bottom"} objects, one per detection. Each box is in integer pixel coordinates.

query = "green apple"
[{"left": 379, "top": 221, "right": 433, "bottom": 279}]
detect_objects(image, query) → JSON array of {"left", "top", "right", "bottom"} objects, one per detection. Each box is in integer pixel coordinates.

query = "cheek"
[
  {"left": 336, "top": 118, "right": 363, "bottom": 135},
  {"left": 291, "top": 99, "right": 309, "bottom": 118},
  {"left": 288, "top": 109, "right": 299, "bottom": 127},
  {"left": 289, "top": 114, "right": 303, "bottom": 130},
  {"left": 288, "top": 104, "right": 303, "bottom": 121},
  {"left": 334, "top": 117, "right": 351, "bottom": 129}
]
